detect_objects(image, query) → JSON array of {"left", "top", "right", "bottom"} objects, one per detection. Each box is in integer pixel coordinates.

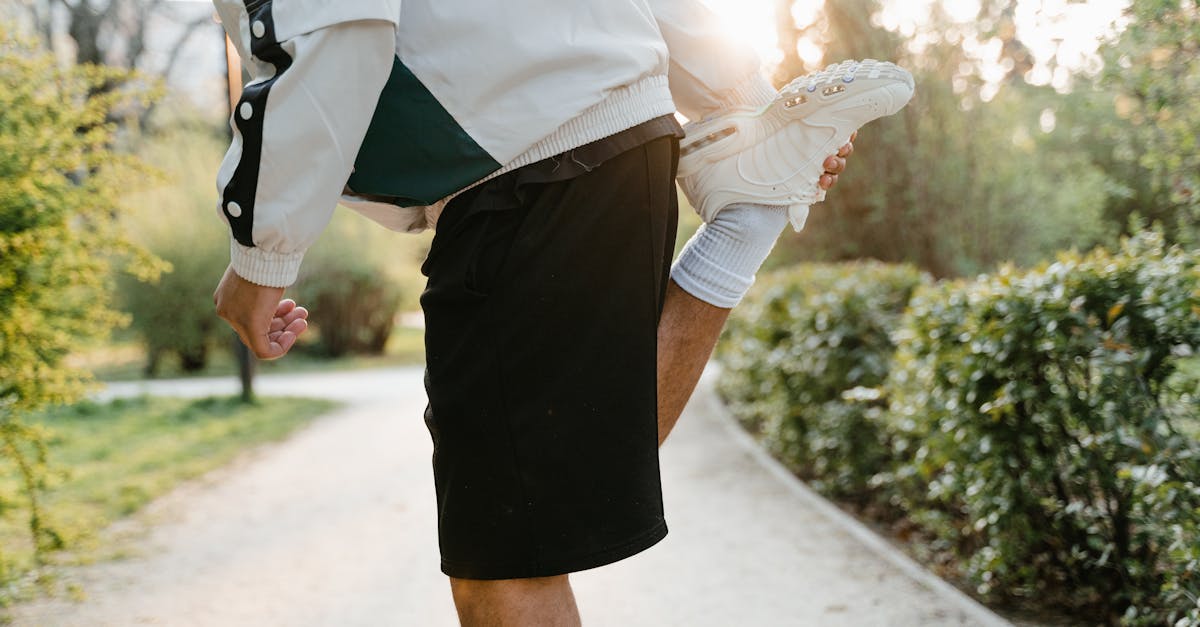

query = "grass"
[
  {"left": 0, "top": 395, "right": 336, "bottom": 604},
  {"left": 75, "top": 325, "right": 426, "bottom": 382}
]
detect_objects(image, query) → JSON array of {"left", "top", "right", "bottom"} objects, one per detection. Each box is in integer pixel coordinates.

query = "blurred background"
[
  {"left": 2, "top": 0, "right": 1196, "bottom": 377},
  {"left": 0, "top": 0, "right": 1197, "bottom": 625}
]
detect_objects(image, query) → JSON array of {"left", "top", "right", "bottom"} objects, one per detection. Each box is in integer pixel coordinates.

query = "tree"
[
  {"left": 9, "top": 0, "right": 216, "bottom": 128},
  {"left": 16, "top": 0, "right": 212, "bottom": 73},
  {"left": 1097, "top": 0, "right": 1200, "bottom": 241},
  {"left": 769, "top": 0, "right": 1113, "bottom": 276},
  {"left": 0, "top": 28, "right": 162, "bottom": 581}
]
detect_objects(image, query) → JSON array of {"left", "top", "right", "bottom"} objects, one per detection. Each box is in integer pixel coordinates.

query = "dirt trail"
[{"left": 10, "top": 366, "right": 1009, "bottom": 626}]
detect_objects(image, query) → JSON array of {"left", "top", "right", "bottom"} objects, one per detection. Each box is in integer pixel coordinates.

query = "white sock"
[{"left": 670, "top": 203, "right": 790, "bottom": 309}]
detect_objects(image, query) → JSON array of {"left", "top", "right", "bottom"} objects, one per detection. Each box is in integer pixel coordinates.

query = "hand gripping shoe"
[{"left": 677, "top": 59, "right": 915, "bottom": 231}]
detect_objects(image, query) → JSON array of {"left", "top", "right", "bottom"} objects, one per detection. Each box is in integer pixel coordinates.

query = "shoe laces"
[{"left": 782, "top": 61, "right": 861, "bottom": 95}]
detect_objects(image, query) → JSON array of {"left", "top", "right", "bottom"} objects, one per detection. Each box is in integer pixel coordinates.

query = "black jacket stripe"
[{"left": 221, "top": 0, "right": 294, "bottom": 248}]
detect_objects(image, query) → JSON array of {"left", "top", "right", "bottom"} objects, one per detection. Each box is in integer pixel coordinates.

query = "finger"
[
  {"left": 275, "top": 331, "right": 298, "bottom": 355},
  {"left": 280, "top": 306, "right": 308, "bottom": 327},
  {"left": 288, "top": 314, "right": 309, "bottom": 333},
  {"left": 274, "top": 299, "right": 297, "bottom": 318},
  {"left": 837, "top": 141, "right": 854, "bottom": 158},
  {"left": 823, "top": 155, "right": 847, "bottom": 175},
  {"left": 240, "top": 312, "right": 289, "bottom": 359},
  {"left": 819, "top": 173, "right": 838, "bottom": 190},
  {"left": 269, "top": 305, "right": 307, "bottom": 334},
  {"left": 268, "top": 324, "right": 305, "bottom": 357},
  {"left": 269, "top": 318, "right": 308, "bottom": 343}
]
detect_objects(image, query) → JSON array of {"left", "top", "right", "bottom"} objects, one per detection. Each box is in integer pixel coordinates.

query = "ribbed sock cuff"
[{"left": 670, "top": 204, "right": 789, "bottom": 309}]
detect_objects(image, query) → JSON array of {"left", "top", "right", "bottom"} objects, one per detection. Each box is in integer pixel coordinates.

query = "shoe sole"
[{"left": 679, "top": 59, "right": 914, "bottom": 180}]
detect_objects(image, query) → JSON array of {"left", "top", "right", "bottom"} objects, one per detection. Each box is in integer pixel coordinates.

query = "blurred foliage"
[
  {"left": 116, "top": 126, "right": 229, "bottom": 375},
  {"left": 886, "top": 230, "right": 1200, "bottom": 623},
  {"left": 114, "top": 124, "right": 430, "bottom": 368},
  {"left": 770, "top": 0, "right": 1183, "bottom": 276},
  {"left": 718, "top": 262, "right": 926, "bottom": 500},
  {"left": 0, "top": 27, "right": 162, "bottom": 588},
  {"left": 289, "top": 211, "right": 427, "bottom": 358},
  {"left": 1097, "top": 0, "right": 1200, "bottom": 242}
]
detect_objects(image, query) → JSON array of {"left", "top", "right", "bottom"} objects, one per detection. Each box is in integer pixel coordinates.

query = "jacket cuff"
[
  {"left": 229, "top": 240, "right": 304, "bottom": 288},
  {"left": 720, "top": 73, "right": 777, "bottom": 111}
]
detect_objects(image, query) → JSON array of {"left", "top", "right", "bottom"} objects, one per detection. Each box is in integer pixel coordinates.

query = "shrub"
[
  {"left": 717, "top": 262, "right": 927, "bottom": 500},
  {"left": 884, "top": 231, "right": 1200, "bottom": 623},
  {"left": 117, "top": 128, "right": 432, "bottom": 369},
  {"left": 289, "top": 210, "right": 424, "bottom": 357},
  {"left": 0, "top": 28, "right": 161, "bottom": 589},
  {"left": 291, "top": 262, "right": 404, "bottom": 357},
  {"left": 116, "top": 128, "right": 230, "bottom": 375}
]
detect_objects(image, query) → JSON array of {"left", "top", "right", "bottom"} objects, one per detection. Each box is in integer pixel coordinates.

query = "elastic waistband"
[{"left": 517, "top": 114, "right": 683, "bottom": 185}]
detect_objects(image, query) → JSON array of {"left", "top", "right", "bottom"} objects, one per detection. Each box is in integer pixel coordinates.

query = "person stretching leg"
[{"left": 210, "top": 0, "right": 911, "bottom": 624}]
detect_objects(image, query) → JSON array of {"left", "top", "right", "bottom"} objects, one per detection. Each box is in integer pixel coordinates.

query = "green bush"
[
  {"left": 289, "top": 210, "right": 424, "bottom": 358},
  {"left": 884, "top": 231, "right": 1200, "bottom": 623},
  {"left": 116, "top": 128, "right": 230, "bottom": 375},
  {"left": 717, "top": 235, "right": 1199, "bottom": 623},
  {"left": 717, "top": 262, "right": 927, "bottom": 500},
  {"left": 0, "top": 27, "right": 161, "bottom": 588},
  {"left": 116, "top": 128, "right": 432, "bottom": 370}
]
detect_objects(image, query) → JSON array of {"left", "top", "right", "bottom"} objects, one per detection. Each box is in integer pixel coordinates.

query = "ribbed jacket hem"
[
  {"left": 230, "top": 240, "right": 305, "bottom": 288},
  {"left": 500, "top": 74, "right": 677, "bottom": 173},
  {"left": 435, "top": 74, "right": 676, "bottom": 219},
  {"left": 463, "top": 72, "right": 775, "bottom": 194}
]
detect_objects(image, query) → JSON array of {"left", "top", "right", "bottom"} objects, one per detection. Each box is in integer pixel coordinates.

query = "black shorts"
[{"left": 420, "top": 129, "right": 681, "bottom": 580}]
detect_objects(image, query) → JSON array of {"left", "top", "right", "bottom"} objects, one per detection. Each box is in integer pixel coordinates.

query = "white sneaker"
[{"left": 677, "top": 59, "right": 915, "bottom": 231}]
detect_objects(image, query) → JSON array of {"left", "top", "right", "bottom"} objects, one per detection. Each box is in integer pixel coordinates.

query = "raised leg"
[{"left": 656, "top": 280, "right": 732, "bottom": 445}]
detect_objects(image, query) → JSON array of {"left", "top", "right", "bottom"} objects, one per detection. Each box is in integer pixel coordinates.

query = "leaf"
[{"left": 1108, "top": 302, "right": 1126, "bottom": 325}]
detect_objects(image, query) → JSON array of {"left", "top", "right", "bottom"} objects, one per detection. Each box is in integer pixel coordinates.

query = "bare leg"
[
  {"left": 450, "top": 575, "right": 581, "bottom": 627},
  {"left": 653, "top": 139, "right": 853, "bottom": 444},
  {"left": 657, "top": 279, "right": 732, "bottom": 446}
]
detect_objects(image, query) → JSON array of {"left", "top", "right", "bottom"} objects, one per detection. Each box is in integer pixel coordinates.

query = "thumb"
[
  {"left": 253, "top": 315, "right": 308, "bottom": 360},
  {"left": 249, "top": 328, "right": 295, "bottom": 361}
]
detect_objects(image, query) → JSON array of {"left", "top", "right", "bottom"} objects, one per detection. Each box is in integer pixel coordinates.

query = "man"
[{"left": 210, "top": 1, "right": 912, "bottom": 624}]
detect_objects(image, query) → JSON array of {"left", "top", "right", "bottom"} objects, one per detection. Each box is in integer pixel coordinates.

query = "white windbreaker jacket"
[{"left": 212, "top": 0, "right": 775, "bottom": 287}]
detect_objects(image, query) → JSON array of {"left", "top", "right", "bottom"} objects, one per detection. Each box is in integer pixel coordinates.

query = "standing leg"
[
  {"left": 449, "top": 576, "right": 580, "bottom": 627},
  {"left": 422, "top": 136, "right": 680, "bottom": 625}
]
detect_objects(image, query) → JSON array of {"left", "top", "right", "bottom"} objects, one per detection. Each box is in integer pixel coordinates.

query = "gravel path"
[{"left": 10, "top": 366, "right": 1010, "bottom": 626}]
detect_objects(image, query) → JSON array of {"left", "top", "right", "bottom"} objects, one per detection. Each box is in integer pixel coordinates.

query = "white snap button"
[
  {"left": 227, "top": 201, "right": 243, "bottom": 218},
  {"left": 252, "top": 20, "right": 266, "bottom": 38},
  {"left": 239, "top": 102, "right": 253, "bottom": 120}
]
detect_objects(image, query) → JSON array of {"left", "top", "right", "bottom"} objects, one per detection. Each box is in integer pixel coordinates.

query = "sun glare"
[
  {"left": 699, "top": 0, "right": 1130, "bottom": 90},
  {"left": 698, "top": 0, "right": 782, "bottom": 64}
]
